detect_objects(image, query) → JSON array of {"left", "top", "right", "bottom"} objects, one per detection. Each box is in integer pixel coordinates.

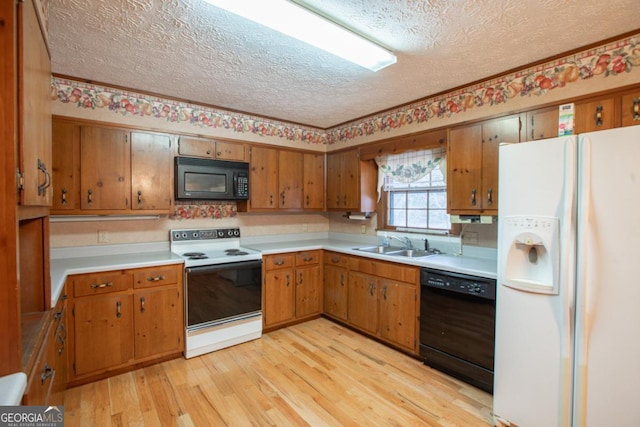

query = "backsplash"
[{"left": 170, "top": 201, "right": 237, "bottom": 220}]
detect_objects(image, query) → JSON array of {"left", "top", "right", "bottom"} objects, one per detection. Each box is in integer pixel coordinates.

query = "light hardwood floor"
[{"left": 63, "top": 318, "right": 493, "bottom": 426}]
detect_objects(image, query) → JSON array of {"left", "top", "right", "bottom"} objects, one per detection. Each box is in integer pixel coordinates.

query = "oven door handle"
[{"left": 185, "top": 259, "right": 263, "bottom": 275}]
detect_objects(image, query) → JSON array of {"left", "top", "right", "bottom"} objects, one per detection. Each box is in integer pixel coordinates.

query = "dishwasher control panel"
[{"left": 421, "top": 268, "right": 496, "bottom": 300}]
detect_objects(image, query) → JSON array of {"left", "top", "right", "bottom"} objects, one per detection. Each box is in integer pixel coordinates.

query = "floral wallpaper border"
[
  {"left": 169, "top": 201, "right": 237, "bottom": 220},
  {"left": 52, "top": 34, "right": 640, "bottom": 146}
]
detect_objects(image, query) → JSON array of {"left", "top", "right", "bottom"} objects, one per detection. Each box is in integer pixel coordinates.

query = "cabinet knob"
[
  {"left": 61, "top": 188, "right": 67, "bottom": 205},
  {"left": 471, "top": 188, "right": 477, "bottom": 206},
  {"left": 40, "top": 364, "right": 54, "bottom": 385},
  {"left": 87, "top": 189, "right": 93, "bottom": 204},
  {"left": 632, "top": 98, "right": 640, "bottom": 121},
  {"left": 137, "top": 190, "right": 142, "bottom": 205},
  {"left": 595, "top": 104, "right": 604, "bottom": 127},
  {"left": 140, "top": 296, "right": 146, "bottom": 313},
  {"left": 487, "top": 188, "right": 493, "bottom": 205}
]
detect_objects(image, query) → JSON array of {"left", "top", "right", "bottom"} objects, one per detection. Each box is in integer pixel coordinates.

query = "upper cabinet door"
[
  {"left": 51, "top": 120, "right": 80, "bottom": 210},
  {"left": 18, "top": 0, "right": 52, "bottom": 206},
  {"left": 574, "top": 96, "right": 617, "bottom": 134},
  {"left": 80, "top": 126, "right": 131, "bottom": 210},
  {"left": 249, "top": 146, "right": 278, "bottom": 209},
  {"left": 278, "top": 150, "right": 303, "bottom": 210},
  {"left": 131, "top": 132, "right": 173, "bottom": 212},
  {"left": 303, "top": 153, "right": 325, "bottom": 210}
]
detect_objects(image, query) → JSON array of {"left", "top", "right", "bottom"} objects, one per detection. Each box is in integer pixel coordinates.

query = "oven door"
[{"left": 185, "top": 260, "right": 262, "bottom": 330}]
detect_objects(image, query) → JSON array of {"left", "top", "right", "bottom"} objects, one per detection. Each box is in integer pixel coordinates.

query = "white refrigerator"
[{"left": 494, "top": 125, "right": 640, "bottom": 427}]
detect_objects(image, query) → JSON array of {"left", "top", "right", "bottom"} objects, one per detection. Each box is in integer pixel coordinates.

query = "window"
[{"left": 375, "top": 148, "right": 451, "bottom": 232}]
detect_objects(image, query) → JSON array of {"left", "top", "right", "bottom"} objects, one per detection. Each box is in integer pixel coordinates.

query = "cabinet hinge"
[
  {"left": 72, "top": 306, "right": 75, "bottom": 317},
  {"left": 16, "top": 168, "right": 24, "bottom": 192}
]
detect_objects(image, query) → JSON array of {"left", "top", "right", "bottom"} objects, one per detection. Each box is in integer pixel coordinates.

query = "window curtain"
[{"left": 374, "top": 148, "right": 446, "bottom": 201}]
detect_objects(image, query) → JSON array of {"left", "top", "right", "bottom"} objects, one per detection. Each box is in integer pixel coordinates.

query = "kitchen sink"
[
  {"left": 353, "top": 246, "right": 436, "bottom": 258},
  {"left": 387, "top": 249, "right": 436, "bottom": 258},
  {"left": 354, "top": 245, "right": 403, "bottom": 254}
]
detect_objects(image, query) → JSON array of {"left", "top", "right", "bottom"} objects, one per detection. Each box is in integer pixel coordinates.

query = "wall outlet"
[
  {"left": 98, "top": 230, "right": 109, "bottom": 243},
  {"left": 302, "top": 223, "right": 308, "bottom": 232},
  {"left": 464, "top": 231, "right": 478, "bottom": 245},
  {"left": 361, "top": 224, "right": 366, "bottom": 234}
]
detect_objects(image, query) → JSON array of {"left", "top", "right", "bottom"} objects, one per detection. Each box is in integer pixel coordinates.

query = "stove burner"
[
  {"left": 225, "top": 249, "right": 250, "bottom": 256},
  {"left": 183, "top": 252, "right": 210, "bottom": 260},
  {"left": 183, "top": 252, "right": 206, "bottom": 257}
]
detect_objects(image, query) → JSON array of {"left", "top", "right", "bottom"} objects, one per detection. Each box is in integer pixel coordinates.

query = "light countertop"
[
  {"left": 243, "top": 235, "right": 497, "bottom": 279},
  {"left": 49, "top": 234, "right": 496, "bottom": 308},
  {"left": 50, "top": 242, "right": 183, "bottom": 307}
]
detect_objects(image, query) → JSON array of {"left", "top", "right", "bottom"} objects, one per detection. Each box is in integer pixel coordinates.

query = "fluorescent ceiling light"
[{"left": 203, "top": 0, "right": 397, "bottom": 71}]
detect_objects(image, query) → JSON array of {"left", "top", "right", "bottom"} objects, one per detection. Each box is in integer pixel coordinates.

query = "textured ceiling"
[{"left": 48, "top": 0, "right": 640, "bottom": 129}]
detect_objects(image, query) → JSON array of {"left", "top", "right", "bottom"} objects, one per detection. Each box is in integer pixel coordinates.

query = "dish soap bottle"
[{"left": 382, "top": 232, "right": 390, "bottom": 247}]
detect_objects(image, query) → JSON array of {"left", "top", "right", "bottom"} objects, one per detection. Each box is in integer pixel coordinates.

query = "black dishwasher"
[{"left": 420, "top": 268, "right": 496, "bottom": 393}]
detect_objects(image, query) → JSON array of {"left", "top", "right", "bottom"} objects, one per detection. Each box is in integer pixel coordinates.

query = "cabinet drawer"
[
  {"left": 324, "top": 251, "right": 348, "bottom": 267},
  {"left": 265, "top": 254, "right": 295, "bottom": 270},
  {"left": 295, "top": 250, "right": 321, "bottom": 266},
  {"left": 73, "top": 272, "right": 132, "bottom": 297},
  {"left": 133, "top": 265, "right": 179, "bottom": 289},
  {"left": 348, "top": 257, "right": 418, "bottom": 283}
]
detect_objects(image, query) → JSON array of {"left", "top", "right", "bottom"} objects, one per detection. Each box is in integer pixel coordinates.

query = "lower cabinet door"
[
  {"left": 347, "top": 271, "right": 378, "bottom": 334},
  {"left": 323, "top": 265, "right": 348, "bottom": 320},
  {"left": 73, "top": 294, "right": 134, "bottom": 376},
  {"left": 295, "top": 265, "right": 321, "bottom": 318},
  {"left": 134, "top": 287, "right": 183, "bottom": 359},
  {"left": 264, "top": 268, "right": 295, "bottom": 326},
  {"left": 378, "top": 279, "right": 417, "bottom": 352}
]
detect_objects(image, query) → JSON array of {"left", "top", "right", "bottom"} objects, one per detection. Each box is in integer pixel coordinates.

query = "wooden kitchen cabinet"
[
  {"left": 448, "top": 114, "right": 521, "bottom": 214},
  {"left": 73, "top": 292, "right": 134, "bottom": 377},
  {"left": 248, "top": 145, "right": 279, "bottom": 210},
  {"left": 67, "top": 264, "right": 183, "bottom": 385},
  {"left": 294, "top": 252, "right": 322, "bottom": 318},
  {"left": 246, "top": 145, "right": 323, "bottom": 212},
  {"left": 52, "top": 120, "right": 174, "bottom": 215},
  {"left": 326, "top": 149, "right": 377, "bottom": 213},
  {"left": 574, "top": 95, "right": 617, "bottom": 134},
  {"left": 131, "top": 131, "right": 173, "bottom": 211},
  {"left": 51, "top": 120, "right": 80, "bottom": 210},
  {"left": 378, "top": 278, "right": 417, "bottom": 352},
  {"left": 323, "top": 252, "right": 348, "bottom": 321},
  {"left": 18, "top": 0, "right": 52, "bottom": 207},
  {"left": 80, "top": 126, "right": 131, "bottom": 210},
  {"left": 22, "top": 291, "right": 68, "bottom": 406},
  {"left": 303, "top": 152, "right": 325, "bottom": 210},
  {"left": 346, "top": 255, "right": 419, "bottom": 354},
  {"left": 178, "top": 136, "right": 247, "bottom": 161},
  {"left": 525, "top": 105, "right": 559, "bottom": 141},
  {"left": 621, "top": 89, "right": 640, "bottom": 127},
  {"left": 278, "top": 150, "right": 304, "bottom": 210},
  {"left": 347, "top": 271, "right": 379, "bottom": 334},
  {"left": 263, "top": 251, "right": 322, "bottom": 330}
]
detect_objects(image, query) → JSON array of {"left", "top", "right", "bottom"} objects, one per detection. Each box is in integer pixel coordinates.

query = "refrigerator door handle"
[
  {"left": 558, "top": 137, "right": 577, "bottom": 427},
  {"left": 574, "top": 136, "right": 594, "bottom": 427}
]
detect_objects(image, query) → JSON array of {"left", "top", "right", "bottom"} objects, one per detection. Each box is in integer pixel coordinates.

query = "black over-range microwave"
[{"left": 174, "top": 156, "right": 249, "bottom": 201}]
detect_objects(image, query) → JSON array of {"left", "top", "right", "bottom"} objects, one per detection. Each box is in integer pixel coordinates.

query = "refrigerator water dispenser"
[{"left": 500, "top": 216, "right": 560, "bottom": 295}]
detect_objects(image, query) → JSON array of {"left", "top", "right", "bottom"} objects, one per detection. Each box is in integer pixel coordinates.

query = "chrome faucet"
[{"left": 389, "top": 235, "right": 413, "bottom": 249}]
